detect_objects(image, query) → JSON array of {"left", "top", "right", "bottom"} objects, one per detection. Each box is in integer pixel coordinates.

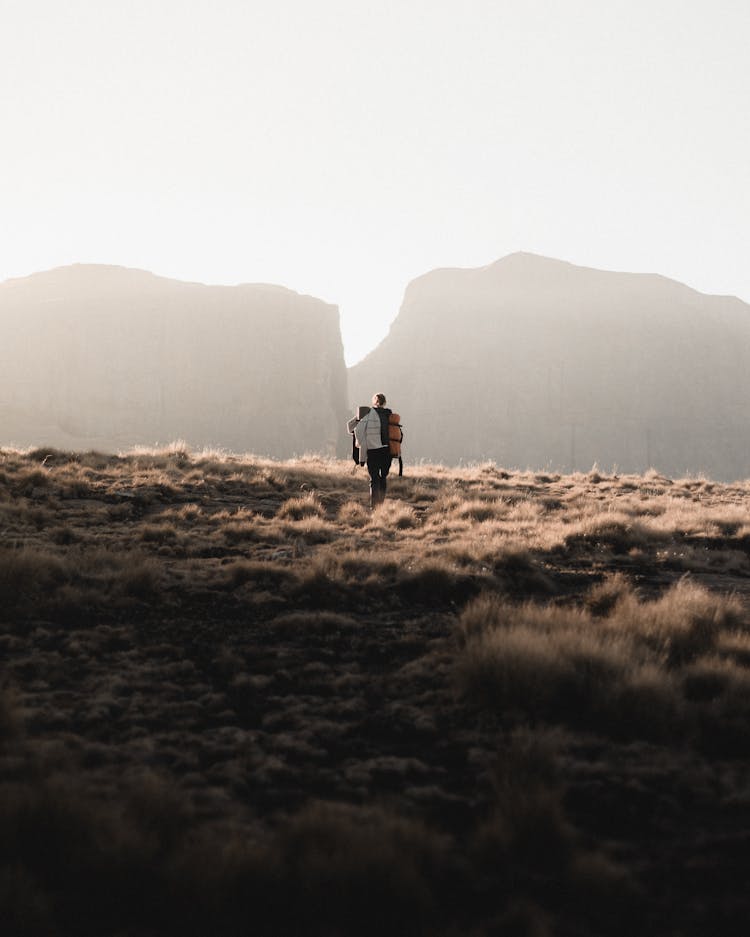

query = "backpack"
[
  {"left": 387, "top": 411, "right": 404, "bottom": 476},
  {"left": 349, "top": 406, "right": 405, "bottom": 476}
]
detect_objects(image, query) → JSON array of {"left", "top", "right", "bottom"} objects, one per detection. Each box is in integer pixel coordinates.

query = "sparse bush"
[
  {"left": 0, "top": 548, "right": 68, "bottom": 611},
  {"left": 606, "top": 662, "right": 683, "bottom": 741},
  {"left": 397, "top": 560, "right": 482, "bottom": 605},
  {"left": 222, "top": 519, "right": 263, "bottom": 544},
  {"left": 0, "top": 774, "right": 207, "bottom": 937},
  {"left": 474, "top": 735, "right": 575, "bottom": 875},
  {"left": 427, "top": 493, "right": 464, "bottom": 517},
  {"left": 462, "top": 575, "right": 750, "bottom": 743},
  {"left": 493, "top": 548, "right": 553, "bottom": 596},
  {"left": 45, "top": 583, "right": 104, "bottom": 624},
  {"left": 117, "top": 557, "right": 162, "bottom": 600},
  {"left": 338, "top": 499, "right": 370, "bottom": 527},
  {"left": 585, "top": 572, "right": 635, "bottom": 616},
  {"left": 293, "top": 566, "right": 348, "bottom": 608},
  {"left": 26, "top": 446, "right": 71, "bottom": 466},
  {"left": 270, "top": 801, "right": 449, "bottom": 937},
  {"left": 458, "top": 592, "right": 513, "bottom": 644},
  {"left": 281, "top": 516, "right": 336, "bottom": 544},
  {"left": 563, "top": 513, "right": 665, "bottom": 554},
  {"left": 610, "top": 578, "right": 747, "bottom": 665},
  {"left": 456, "top": 498, "right": 507, "bottom": 522},
  {"left": 60, "top": 476, "right": 95, "bottom": 499},
  {"left": 682, "top": 656, "right": 733, "bottom": 702},
  {"left": 369, "top": 501, "right": 418, "bottom": 529},
  {"left": 458, "top": 617, "right": 630, "bottom": 723},
  {"left": 173, "top": 503, "right": 203, "bottom": 521},
  {"left": 339, "top": 551, "right": 400, "bottom": 581},
  {"left": 223, "top": 559, "right": 297, "bottom": 592},
  {"left": 276, "top": 492, "right": 325, "bottom": 520},
  {"left": 140, "top": 522, "right": 178, "bottom": 544},
  {"left": 717, "top": 630, "right": 750, "bottom": 666}
]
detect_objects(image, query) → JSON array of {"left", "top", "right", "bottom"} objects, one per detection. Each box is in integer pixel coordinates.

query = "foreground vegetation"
[{"left": 3, "top": 444, "right": 750, "bottom": 935}]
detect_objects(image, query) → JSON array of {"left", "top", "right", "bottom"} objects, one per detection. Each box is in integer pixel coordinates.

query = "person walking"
[{"left": 354, "top": 393, "right": 392, "bottom": 509}]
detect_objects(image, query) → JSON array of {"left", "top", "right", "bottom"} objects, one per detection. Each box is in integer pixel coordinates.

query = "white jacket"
[{"left": 353, "top": 408, "right": 388, "bottom": 463}]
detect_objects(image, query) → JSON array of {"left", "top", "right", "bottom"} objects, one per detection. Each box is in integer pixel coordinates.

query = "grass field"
[{"left": 3, "top": 444, "right": 750, "bottom": 936}]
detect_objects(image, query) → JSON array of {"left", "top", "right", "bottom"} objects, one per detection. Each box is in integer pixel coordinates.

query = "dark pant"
[{"left": 366, "top": 447, "right": 392, "bottom": 507}]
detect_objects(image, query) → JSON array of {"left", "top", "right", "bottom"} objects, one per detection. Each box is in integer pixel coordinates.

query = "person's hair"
[{"left": 372, "top": 393, "right": 386, "bottom": 407}]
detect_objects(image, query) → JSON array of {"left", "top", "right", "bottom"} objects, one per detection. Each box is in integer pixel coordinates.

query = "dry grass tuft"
[
  {"left": 281, "top": 516, "right": 336, "bottom": 544},
  {"left": 397, "top": 559, "right": 483, "bottom": 606},
  {"left": 584, "top": 573, "right": 636, "bottom": 617},
  {"left": 337, "top": 499, "right": 370, "bottom": 527},
  {"left": 455, "top": 498, "right": 507, "bottom": 522},
  {"left": 474, "top": 731, "right": 576, "bottom": 874},
  {"left": 223, "top": 559, "right": 297, "bottom": 592},
  {"left": 276, "top": 492, "right": 326, "bottom": 520},
  {"left": 0, "top": 548, "right": 68, "bottom": 610},
  {"left": 611, "top": 578, "right": 747, "bottom": 666},
  {"left": 370, "top": 501, "right": 419, "bottom": 530},
  {"left": 563, "top": 513, "right": 665, "bottom": 555},
  {"left": 140, "top": 522, "right": 179, "bottom": 544},
  {"left": 270, "top": 801, "right": 449, "bottom": 936},
  {"left": 457, "top": 577, "right": 749, "bottom": 742},
  {"left": 117, "top": 556, "right": 163, "bottom": 600}
]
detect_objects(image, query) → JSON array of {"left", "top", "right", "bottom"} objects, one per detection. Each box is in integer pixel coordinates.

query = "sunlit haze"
[{"left": 2, "top": 0, "right": 748, "bottom": 364}]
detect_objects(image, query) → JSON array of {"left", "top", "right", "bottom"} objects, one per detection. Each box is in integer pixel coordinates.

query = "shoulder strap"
[{"left": 376, "top": 408, "right": 391, "bottom": 447}]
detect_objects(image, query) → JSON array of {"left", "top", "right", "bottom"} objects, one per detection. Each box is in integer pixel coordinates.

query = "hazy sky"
[{"left": 2, "top": 0, "right": 748, "bottom": 364}]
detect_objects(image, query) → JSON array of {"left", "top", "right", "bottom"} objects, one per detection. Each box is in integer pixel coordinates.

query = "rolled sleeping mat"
[
  {"left": 388, "top": 413, "right": 401, "bottom": 457},
  {"left": 389, "top": 412, "right": 403, "bottom": 476}
]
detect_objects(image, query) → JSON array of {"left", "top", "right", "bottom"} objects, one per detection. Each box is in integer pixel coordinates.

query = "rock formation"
[
  {"left": 348, "top": 252, "right": 750, "bottom": 480},
  {"left": 0, "top": 265, "right": 348, "bottom": 457}
]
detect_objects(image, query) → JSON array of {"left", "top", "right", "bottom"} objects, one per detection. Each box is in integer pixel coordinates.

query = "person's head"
[{"left": 372, "top": 393, "right": 386, "bottom": 408}]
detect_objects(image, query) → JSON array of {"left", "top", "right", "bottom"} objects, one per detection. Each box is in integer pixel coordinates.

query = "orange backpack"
[{"left": 388, "top": 412, "right": 404, "bottom": 475}]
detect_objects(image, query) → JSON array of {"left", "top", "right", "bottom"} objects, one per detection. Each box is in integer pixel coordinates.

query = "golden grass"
[
  {"left": 2, "top": 441, "right": 749, "bottom": 616},
  {"left": 457, "top": 576, "right": 750, "bottom": 744}
]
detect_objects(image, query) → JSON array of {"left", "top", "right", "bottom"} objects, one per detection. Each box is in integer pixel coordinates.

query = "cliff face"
[
  {"left": 0, "top": 265, "right": 348, "bottom": 457},
  {"left": 348, "top": 252, "right": 750, "bottom": 480}
]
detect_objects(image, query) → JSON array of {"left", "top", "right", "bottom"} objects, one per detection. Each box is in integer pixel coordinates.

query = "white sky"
[{"left": 1, "top": 0, "right": 748, "bottom": 364}]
